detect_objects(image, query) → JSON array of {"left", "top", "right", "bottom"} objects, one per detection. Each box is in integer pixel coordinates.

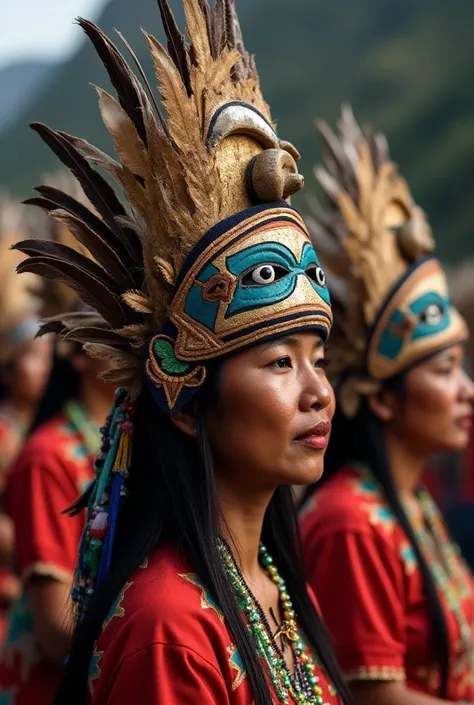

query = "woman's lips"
[
  {"left": 296, "top": 434, "right": 329, "bottom": 450},
  {"left": 456, "top": 415, "right": 473, "bottom": 430},
  {"left": 294, "top": 421, "right": 331, "bottom": 450}
]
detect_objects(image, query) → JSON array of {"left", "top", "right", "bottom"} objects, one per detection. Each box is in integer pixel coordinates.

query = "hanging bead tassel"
[
  {"left": 97, "top": 423, "right": 133, "bottom": 586},
  {"left": 71, "top": 388, "right": 134, "bottom": 620}
]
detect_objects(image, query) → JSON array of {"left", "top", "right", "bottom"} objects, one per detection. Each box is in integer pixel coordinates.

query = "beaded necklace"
[
  {"left": 218, "top": 537, "right": 330, "bottom": 705},
  {"left": 407, "top": 490, "right": 474, "bottom": 681}
]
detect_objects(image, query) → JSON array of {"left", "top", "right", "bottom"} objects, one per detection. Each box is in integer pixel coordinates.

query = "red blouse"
[
  {"left": 301, "top": 465, "right": 474, "bottom": 702},
  {"left": 0, "top": 410, "right": 96, "bottom": 705},
  {"left": 87, "top": 545, "right": 342, "bottom": 705}
]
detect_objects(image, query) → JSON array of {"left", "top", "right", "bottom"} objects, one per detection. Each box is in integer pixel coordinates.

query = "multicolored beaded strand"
[
  {"left": 218, "top": 537, "right": 329, "bottom": 705},
  {"left": 416, "top": 491, "right": 473, "bottom": 658},
  {"left": 71, "top": 388, "right": 134, "bottom": 619}
]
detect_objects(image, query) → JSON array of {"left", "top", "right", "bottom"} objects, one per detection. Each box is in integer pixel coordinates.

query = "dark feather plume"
[
  {"left": 156, "top": 0, "right": 191, "bottom": 95},
  {"left": 25, "top": 189, "right": 141, "bottom": 278},
  {"left": 77, "top": 18, "right": 148, "bottom": 145},
  {"left": 16, "top": 258, "right": 126, "bottom": 327}
]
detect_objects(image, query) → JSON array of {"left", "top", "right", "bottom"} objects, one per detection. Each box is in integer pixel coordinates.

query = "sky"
[{"left": 1, "top": 0, "right": 110, "bottom": 69}]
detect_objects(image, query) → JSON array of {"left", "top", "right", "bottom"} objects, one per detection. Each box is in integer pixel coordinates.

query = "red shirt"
[
  {"left": 301, "top": 465, "right": 474, "bottom": 702},
  {"left": 0, "top": 412, "right": 28, "bottom": 644},
  {"left": 0, "top": 410, "right": 97, "bottom": 705},
  {"left": 87, "top": 545, "right": 342, "bottom": 705}
]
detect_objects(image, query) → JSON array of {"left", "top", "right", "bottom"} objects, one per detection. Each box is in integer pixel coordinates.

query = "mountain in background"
[
  {"left": 0, "top": 60, "right": 56, "bottom": 133},
  {"left": 1, "top": 0, "right": 474, "bottom": 262}
]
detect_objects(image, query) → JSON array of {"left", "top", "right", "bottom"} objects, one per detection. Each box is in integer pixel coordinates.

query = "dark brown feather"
[
  {"left": 64, "top": 326, "right": 130, "bottom": 347},
  {"left": 26, "top": 187, "right": 141, "bottom": 274},
  {"left": 16, "top": 258, "right": 126, "bottom": 327},
  {"left": 49, "top": 210, "right": 138, "bottom": 291},
  {"left": 77, "top": 18, "right": 147, "bottom": 145},
  {"left": 156, "top": 0, "right": 191, "bottom": 96},
  {"left": 56, "top": 132, "right": 144, "bottom": 265},
  {"left": 23, "top": 186, "right": 142, "bottom": 273},
  {"left": 12, "top": 239, "right": 121, "bottom": 295},
  {"left": 115, "top": 29, "right": 169, "bottom": 137},
  {"left": 31, "top": 124, "right": 127, "bottom": 225},
  {"left": 212, "top": 0, "right": 226, "bottom": 56}
]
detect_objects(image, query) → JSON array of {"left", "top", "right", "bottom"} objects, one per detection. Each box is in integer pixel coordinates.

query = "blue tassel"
[{"left": 96, "top": 470, "right": 124, "bottom": 588}]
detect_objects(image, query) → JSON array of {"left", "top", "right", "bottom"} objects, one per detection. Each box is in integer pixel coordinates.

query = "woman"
[
  {"left": 0, "top": 175, "right": 116, "bottom": 705},
  {"left": 12, "top": 2, "right": 353, "bottom": 704},
  {"left": 301, "top": 106, "right": 474, "bottom": 705},
  {"left": 0, "top": 218, "right": 52, "bottom": 484},
  {"left": 0, "top": 214, "right": 52, "bottom": 642}
]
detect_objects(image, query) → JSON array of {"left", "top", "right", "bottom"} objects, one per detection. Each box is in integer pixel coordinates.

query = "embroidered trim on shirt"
[
  {"left": 22, "top": 562, "right": 72, "bottom": 586},
  {"left": 345, "top": 665, "right": 406, "bottom": 682}
]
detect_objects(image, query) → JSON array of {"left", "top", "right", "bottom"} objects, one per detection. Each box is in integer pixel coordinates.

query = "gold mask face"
[{"left": 145, "top": 203, "right": 332, "bottom": 412}]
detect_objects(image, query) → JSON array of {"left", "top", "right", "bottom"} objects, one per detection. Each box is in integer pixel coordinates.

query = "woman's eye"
[
  {"left": 241, "top": 264, "right": 289, "bottom": 286},
  {"left": 306, "top": 264, "right": 326, "bottom": 287},
  {"left": 315, "top": 358, "right": 330, "bottom": 370},
  {"left": 270, "top": 356, "right": 292, "bottom": 369}
]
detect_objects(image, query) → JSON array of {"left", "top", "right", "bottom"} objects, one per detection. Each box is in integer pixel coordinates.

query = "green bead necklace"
[
  {"left": 64, "top": 399, "right": 101, "bottom": 459},
  {"left": 415, "top": 491, "right": 473, "bottom": 658},
  {"left": 218, "top": 537, "right": 329, "bottom": 705}
]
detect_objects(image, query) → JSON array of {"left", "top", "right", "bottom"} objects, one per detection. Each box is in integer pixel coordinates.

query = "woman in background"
[
  {"left": 0, "top": 174, "right": 115, "bottom": 705},
  {"left": 0, "top": 204, "right": 52, "bottom": 485},
  {"left": 301, "top": 106, "right": 474, "bottom": 705},
  {"left": 0, "top": 205, "right": 52, "bottom": 642}
]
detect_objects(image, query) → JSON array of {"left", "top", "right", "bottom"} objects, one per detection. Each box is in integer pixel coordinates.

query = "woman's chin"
[{"left": 290, "top": 463, "right": 325, "bottom": 487}]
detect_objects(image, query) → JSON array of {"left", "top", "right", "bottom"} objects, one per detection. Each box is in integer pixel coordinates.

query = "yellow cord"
[{"left": 112, "top": 432, "right": 132, "bottom": 473}]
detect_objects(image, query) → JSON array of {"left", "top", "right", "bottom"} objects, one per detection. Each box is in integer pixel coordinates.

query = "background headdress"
[
  {"left": 15, "top": 0, "right": 332, "bottom": 617},
  {"left": 0, "top": 195, "right": 41, "bottom": 367},
  {"left": 307, "top": 105, "right": 467, "bottom": 417}
]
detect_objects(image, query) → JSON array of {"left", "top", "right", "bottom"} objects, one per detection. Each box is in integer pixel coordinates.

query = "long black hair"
[
  {"left": 301, "top": 374, "right": 450, "bottom": 698},
  {"left": 55, "top": 368, "right": 353, "bottom": 705}
]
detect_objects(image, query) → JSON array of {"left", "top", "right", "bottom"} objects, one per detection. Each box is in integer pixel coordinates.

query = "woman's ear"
[
  {"left": 170, "top": 408, "right": 197, "bottom": 438},
  {"left": 366, "top": 387, "right": 398, "bottom": 423}
]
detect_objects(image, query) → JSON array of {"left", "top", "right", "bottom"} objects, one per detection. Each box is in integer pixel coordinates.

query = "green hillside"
[{"left": 1, "top": 0, "right": 474, "bottom": 261}]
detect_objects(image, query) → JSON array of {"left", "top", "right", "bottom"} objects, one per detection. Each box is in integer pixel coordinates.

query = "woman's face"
[
  {"left": 204, "top": 331, "right": 335, "bottom": 489},
  {"left": 4, "top": 335, "right": 53, "bottom": 405},
  {"left": 389, "top": 344, "right": 474, "bottom": 455}
]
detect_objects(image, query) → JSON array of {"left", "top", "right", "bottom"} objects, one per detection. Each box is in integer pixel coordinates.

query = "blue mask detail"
[
  {"left": 377, "top": 291, "right": 452, "bottom": 360},
  {"left": 183, "top": 262, "right": 221, "bottom": 331},
  {"left": 225, "top": 241, "right": 329, "bottom": 318},
  {"left": 182, "top": 241, "right": 329, "bottom": 332}
]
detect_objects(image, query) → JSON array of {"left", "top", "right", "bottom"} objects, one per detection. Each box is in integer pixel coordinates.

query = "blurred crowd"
[{"left": 0, "top": 181, "right": 115, "bottom": 701}]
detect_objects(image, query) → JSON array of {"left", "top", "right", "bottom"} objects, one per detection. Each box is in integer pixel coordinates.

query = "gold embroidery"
[{"left": 345, "top": 665, "right": 406, "bottom": 682}]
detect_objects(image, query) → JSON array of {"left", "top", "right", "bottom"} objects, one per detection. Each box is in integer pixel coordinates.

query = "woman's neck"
[
  {"left": 78, "top": 376, "right": 115, "bottom": 428},
  {"left": 383, "top": 427, "right": 426, "bottom": 499},
  {"left": 215, "top": 476, "right": 273, "bottom": 582}
]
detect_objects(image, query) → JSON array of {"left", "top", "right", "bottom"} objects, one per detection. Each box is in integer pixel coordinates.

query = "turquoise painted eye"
[
  {"left": 241, "top": 264, "right": 289, "bottom": 287},
  {"left": 420, "top": 302, "right": 444, "bottom": 326},
  {"left": 306, "top": 263, "right": 326, "bottom": 288}
]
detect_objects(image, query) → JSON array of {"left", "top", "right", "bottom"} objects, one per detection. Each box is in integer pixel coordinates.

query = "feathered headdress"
[
  {"left": 15, "top": 0, "right": 332, "bottom": 617},
  {"left": 307, "top": 105, "right": 467, "bottom": 416},
  {"left": 0, "top": 196, "right": 41, "bottom": 366},
  {"left": 15, "top": 0, "right": 331, "bottom": 409}
]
